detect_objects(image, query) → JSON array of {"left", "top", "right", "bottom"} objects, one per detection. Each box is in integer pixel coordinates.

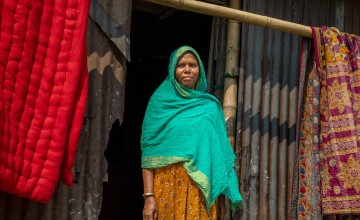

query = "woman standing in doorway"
[{"left": 141, "top": 45, "right": 242, "bottom": 220}]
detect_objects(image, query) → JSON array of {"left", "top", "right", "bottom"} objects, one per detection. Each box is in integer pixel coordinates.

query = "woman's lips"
[{"left": 182, "top": 76, "right": 193, "bottom": 80}]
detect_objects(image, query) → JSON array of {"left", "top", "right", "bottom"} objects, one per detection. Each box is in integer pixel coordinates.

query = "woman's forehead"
[{"left": 177, "top": 51, "right": 198, "bottom": 62}]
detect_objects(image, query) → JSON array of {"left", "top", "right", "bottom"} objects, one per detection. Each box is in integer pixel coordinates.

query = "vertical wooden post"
[
  {"left": 222, "top": 1, "right": 241, "bottom": 219},
  {"left": 223, "top": 0, "right": 241, "bottom": 149}
]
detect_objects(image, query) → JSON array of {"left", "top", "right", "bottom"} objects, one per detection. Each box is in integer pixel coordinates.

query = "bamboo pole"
[
  {"left": 223, "top": 1, "right": 240, "bottom": 150},
  {"left": 145, "top": 0, "right": 313, "bottom": 38},
  {"left": 223, "top": 2, "right": 240, "bottom": 219}
]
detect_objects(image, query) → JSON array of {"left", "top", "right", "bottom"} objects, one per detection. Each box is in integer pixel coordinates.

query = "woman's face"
[{"left": 175, "top": 52, "right": 199, "bottom": 90}]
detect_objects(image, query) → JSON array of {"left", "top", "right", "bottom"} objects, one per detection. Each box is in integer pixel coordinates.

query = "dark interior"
[{"left": 99, "top": 5, "right": 213, "bottom": 220}]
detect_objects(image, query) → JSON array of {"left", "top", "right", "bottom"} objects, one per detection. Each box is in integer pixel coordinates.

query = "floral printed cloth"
[
  {"left": 292, "top": 26, "right": 360, "bottom": 218},
  {"left": 154, "top": 162, "right": 217, "bottom": 219},
  {"left": 313, "top": 26, "right": 360, "bottom": 215},
  {"left": 291, "top": 38, "right": 322, "bottom": 219}
]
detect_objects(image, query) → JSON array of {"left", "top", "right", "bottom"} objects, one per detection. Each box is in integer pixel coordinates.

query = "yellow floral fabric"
[{"left": 154, "top": 162, "right": 217, "bottom": 220}]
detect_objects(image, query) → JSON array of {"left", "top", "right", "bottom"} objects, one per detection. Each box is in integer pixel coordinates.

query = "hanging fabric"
[
  {"left": 0, "top": 0, "right": 90, "bottom": 203},
  {"left": 293, "top": 26, "right": 360, "bottom": 217},
  {"left": 312, "top": 26, "right": 360, "bottom": 215},
  {"left": 291, "top": 38, "right": 322, "bottom": 219}
]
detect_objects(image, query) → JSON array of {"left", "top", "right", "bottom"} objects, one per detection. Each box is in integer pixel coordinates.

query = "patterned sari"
[
  {"left": 154, "top": 163, "right": 217, "bottom": 220},
  {"left": 291, "top": 38, "right": 322, "bottom": 219},
  {"left": 292, "top": 26, "right": 360, "bottom": 217},
  {"left": 313, "top": 26, "right": 360, "bottom": 215}
]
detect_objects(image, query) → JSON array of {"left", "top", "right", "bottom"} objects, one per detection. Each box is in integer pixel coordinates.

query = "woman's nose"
[{"left": 184, "top": 65, "right": 190, "bottom": 72}]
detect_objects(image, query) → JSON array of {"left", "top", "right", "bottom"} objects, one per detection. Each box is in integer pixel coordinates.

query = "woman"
[{"left": 141, "top": 45, "right": 242, "bottom": 220}]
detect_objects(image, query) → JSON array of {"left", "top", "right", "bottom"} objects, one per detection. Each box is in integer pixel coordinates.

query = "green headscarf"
[{"left": 141, "top": 45, "right": 242, "bottom": 211}]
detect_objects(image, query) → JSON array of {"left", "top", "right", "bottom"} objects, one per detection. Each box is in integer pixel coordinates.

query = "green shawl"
[{"left": 141, "top": 45, "right": 242, "bottom": 211}]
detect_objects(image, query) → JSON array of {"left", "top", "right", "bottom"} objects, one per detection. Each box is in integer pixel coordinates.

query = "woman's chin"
[{"left": 181, "top": 81, "right": 196, "bottom": 89}]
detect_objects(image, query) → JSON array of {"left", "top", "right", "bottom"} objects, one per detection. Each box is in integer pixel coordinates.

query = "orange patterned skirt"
[{"left": 154, "top": 162, "right": 217, "bottom": 220}]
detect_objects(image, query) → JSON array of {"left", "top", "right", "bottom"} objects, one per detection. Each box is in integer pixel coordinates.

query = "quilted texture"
[{"left": 0, "top": 0, "right": 90, "bottom": 203}]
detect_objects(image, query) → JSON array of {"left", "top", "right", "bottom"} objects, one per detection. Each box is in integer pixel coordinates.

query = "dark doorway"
[{"left": 99, "top": 5, "right": 212, "bottom": 220}]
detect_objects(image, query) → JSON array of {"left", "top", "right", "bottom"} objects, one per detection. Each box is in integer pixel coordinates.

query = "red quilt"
[{"left": 0, "top": 0, "right": 90, "bottom": 203}]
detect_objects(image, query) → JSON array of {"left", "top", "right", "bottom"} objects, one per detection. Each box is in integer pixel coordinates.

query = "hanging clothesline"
[{"left": 145, "top": 0, "right": 313, "bottom": 38}]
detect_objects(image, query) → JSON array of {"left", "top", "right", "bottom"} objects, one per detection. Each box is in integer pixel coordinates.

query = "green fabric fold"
[{"left": 141, "top": 45, "right": 242, "bottom": 211}]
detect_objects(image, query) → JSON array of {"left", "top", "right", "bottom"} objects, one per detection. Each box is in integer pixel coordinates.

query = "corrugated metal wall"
[
  {"left": 214, "top": 0, "right": 357, "bottom": 219},
  {"left": 208, "top": 0, "right": 360, "bottom": 219},
  {"left": 344, "top": 0, "right": 360, "bottom": 35}
]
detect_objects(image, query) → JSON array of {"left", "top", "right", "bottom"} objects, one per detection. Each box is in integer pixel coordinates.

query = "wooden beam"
[{"left": 145, "top": 0, "right": 313, "bottom": 38}]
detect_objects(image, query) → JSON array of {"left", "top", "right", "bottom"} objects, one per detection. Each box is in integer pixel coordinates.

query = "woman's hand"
[
  {"left": 142, "top": 168, "right": 157, "bottom": 219},
  {"left": 143, "top": 196, "right": 158, "bottom": 220}
]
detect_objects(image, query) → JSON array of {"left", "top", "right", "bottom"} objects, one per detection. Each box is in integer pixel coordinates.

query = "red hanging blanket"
[{"left": 0, "top": 0, "right": 90, "bottom": 203}]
